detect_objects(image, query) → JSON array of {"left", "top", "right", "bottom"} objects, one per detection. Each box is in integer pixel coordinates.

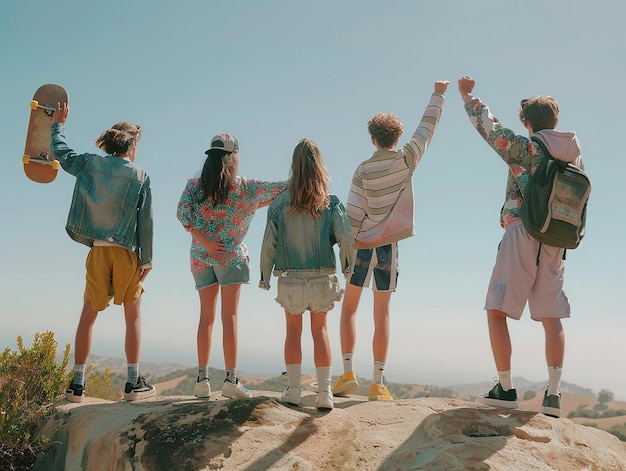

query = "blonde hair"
[
  {"left": 95, "top": 122, "right": 141, "bottom": 156},
  {"left": 367, "top": 112, "right": 403, "bottom": 148},
  {"left": 289, "top": 139, "right": 331, "bottom": 217}
]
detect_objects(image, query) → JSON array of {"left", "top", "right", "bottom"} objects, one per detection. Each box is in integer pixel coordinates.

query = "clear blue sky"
[{"left": 2, "top": 1, "right": 625, "bottom": 399}]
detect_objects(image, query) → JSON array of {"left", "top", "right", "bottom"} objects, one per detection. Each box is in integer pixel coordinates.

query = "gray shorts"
[
  {"left": 485, "top": 220, "right": 570, "bottom": 321},
  {"left": 275, "top": 273, "right": 343, "bottom": 314},
  {"left": 192, "top": 260, "right": 250, "bottom": 290}
]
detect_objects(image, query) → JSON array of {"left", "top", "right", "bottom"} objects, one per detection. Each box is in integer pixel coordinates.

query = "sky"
[{"left": 1, "top": 1, "right": 625, "bottom": 399}]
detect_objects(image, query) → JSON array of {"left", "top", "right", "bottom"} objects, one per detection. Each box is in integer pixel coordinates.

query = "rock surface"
[{"left": 34, "top": 392, "right": 626, "bottom": 470}]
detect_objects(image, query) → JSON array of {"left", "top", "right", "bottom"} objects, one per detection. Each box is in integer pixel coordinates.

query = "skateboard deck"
[{"left": 23, "top": 84, "right": 69, "bottom": 183}]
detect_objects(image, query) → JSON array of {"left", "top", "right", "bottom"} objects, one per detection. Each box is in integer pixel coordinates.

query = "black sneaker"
[
  {"left": 65, "top": 382, "right": 85, "bottom": 403},
  {"left": 477, "top": 382, "right": 519, "bottom": 409},
  {"left": 542, "top": 390, "right": 561, "bottom": 418},
  {"left": 124, "top": 376, "right": 156, "bottom": 401}
]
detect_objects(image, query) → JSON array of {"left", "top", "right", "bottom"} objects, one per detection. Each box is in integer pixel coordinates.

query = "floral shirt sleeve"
[
  {"left": 177, "top": 177, "right": 286, "bottom": 268},
  {"left": 464, "top": 96, "right": 542, "bottom": 228}
]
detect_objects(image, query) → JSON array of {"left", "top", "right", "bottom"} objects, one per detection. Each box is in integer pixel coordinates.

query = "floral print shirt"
[
  {"left": 463, "top": 96, "right": 543, "bottom": 229},
  {"left": 177, "top": 176, "right": 287, "bottom": 269}
]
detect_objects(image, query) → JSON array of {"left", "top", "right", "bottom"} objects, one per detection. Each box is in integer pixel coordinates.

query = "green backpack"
[{"left": 519, "top": 137, "right": 591, "bottom": 249}]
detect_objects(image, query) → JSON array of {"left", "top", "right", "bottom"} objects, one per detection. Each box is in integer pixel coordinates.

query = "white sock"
[
  {"left": 127, "top": 363, "right": 139, "bottom": 385},
  {"left": 286, "top": 364, "right": 301, "bottom": 389},
  {"left": 72, "top": 364, "right": 86, "bottom": 386},
  {"left": 225, "top": 368, "right": 237, "bottom": 382},
  {"left": 342, "top": 352, "right": 354, "bottom": 374},
  {"left": 498, "top": 370, "right": 513, "bottom": 391},
  {"left": 547, "top": 366, "right": 562, "bottom": 396},
  {"left": 373, "top": 361, "right": 385, "bottom": 385},
  {"left": 198, "top": 365, "right": 209, "bottom": 381},
  {"left": 316, "top": 366, "right": 332, "bottom": 393}
]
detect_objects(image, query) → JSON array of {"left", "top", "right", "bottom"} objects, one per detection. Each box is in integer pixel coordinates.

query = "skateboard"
[{"left": 23, "top": 84, "right": 69, "bottom": 183}]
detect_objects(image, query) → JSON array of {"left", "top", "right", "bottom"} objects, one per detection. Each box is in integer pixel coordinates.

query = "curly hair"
[
  {"left": 518, "top": 96, "right": 559, "bottom": 133},
  {"left": 288, "top": 139, "right": 331, "bottom": 217},
  {"left": 367, "top": 112, "right": 404, "bottom": 149},
  {"left": 95, "top": 122, "right": 141, "bottom": 156}
]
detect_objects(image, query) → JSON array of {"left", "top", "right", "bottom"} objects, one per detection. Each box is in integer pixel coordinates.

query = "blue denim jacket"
[
  {"left": 259, "top": 191, "right": 354, "bottom": 290},
  {"left": 51, "top": 123, "right": 153, "bottom": 267}
]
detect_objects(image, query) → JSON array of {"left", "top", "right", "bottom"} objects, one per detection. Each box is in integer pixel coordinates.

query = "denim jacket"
[
  {"left": 51, "top": 123, "right": 153, "bottom": 267},
  {"left": 259, "top": 191, "right": 354, "bottom": 290}
]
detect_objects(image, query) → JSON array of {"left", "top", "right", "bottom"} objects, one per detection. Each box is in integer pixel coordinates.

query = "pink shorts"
[{"left": 484, "top": 220, "right": 570, "bottom": 321}]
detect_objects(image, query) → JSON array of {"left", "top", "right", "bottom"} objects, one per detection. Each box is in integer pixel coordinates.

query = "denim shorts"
[
  {"left": 349, "top": 243, "right": 398, "bottom": 292},
  {"left": 275, "top": 274, "right": 343, "bottom": 314},
  {"left": 192, "top": 260, "right": 250, "bottom": 290}
]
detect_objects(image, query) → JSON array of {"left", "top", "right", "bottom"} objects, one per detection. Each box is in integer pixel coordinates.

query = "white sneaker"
[
  {"left": 194, "top": 377, "right": 211, "bottom": 398},
  {"left": 316, "top": 389, "right": 334, "bottom": 410},
  {"left": 280, "top": 386, "right": 301, "bottom": 406},
  {"left": 222, "top": 378, "right": 252, "bottom": 399}
]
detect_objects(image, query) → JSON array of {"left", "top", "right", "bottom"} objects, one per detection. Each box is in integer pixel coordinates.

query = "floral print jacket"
[
  {"left": 177, "top": 176, "right": 287, "bottom": 269},
  {"left": 463, "top": 95, "right": 583, "bottom": 229}
]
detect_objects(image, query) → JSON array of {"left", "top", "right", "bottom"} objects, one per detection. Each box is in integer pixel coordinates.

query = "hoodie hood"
[{"left": 534, "top": 129, "right": 583, "bottom": 168}]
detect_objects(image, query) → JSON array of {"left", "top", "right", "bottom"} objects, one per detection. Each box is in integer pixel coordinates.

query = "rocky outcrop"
[{"left": 34, "top": 392, "right": 626, "bottom": 470}]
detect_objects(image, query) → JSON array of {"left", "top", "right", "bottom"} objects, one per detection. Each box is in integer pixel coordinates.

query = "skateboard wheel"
[
  {"left": 52, "top": 160, "right": 60, "bottom": 170},
  {"left": 30, "top": 100, "right": 38, "bottom": 110},
  {"left": 23, "top": 154, "right": 30, "bottom": 164}
]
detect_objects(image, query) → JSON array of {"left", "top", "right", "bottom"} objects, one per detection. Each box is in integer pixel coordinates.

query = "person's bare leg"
[
  {"left": 221, "top": 283, "right": 242, "bottom": 370},
  {"left": 284, "top": 311, "right": 303, "bottom": 365},
  {"left": 197, "top": 284, "right": 219, "bottom": 366},
  {"left": 339, "top": 283, "right": 362, "bottom": 355},
  {"left": 486, "top": 309, "right": 512, "bottom": 372},
  {"left": 123, "top": 296, "right": 142, "bottom": 364},
  {"left": 310, "top": 312, "right": 331, "bottom": 367},
  {"left": 372, "top": 291, "right": 392, "bottom": 363},
  {"left": 74, "top": 302, "right": 99, "bottom": 365},
  {"left": 542, "top": 318, "right": 564, "bottom": 367}
]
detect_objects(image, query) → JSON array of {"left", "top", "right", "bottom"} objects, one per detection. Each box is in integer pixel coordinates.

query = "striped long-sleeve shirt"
[{"left": 347, "top": 91, "right": 445, "bottom": 249}]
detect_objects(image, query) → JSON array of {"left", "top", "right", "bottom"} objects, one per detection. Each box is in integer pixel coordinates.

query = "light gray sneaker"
[
  {"left": 316, "top": 389, "right": 334, "bottom": 410},
  {"left": 222, "top": 378, "right": 252, "bottom": 399},
  {"left": 280, "top": 386, "right": 302, "bottom": 406},
  {"left": 194, "top": 377, "right": 211, "bottom": 398}
]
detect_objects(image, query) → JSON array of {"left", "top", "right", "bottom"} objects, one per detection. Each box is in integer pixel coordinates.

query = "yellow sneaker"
[
  {"left": 368, "top": 383, "right": 393, "bottom": 401},
  {"left": 331, "top": 371, "right": 359, "bottom": 396}
]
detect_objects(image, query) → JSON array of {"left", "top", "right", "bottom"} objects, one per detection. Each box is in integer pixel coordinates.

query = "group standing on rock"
[{"left": 51, "top": 75, "right": 584, "bottom": 419}]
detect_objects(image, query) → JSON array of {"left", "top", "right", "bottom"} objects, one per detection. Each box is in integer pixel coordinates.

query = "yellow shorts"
[{"left": 84, "top": 246, "right": 144, "bottom": 311}]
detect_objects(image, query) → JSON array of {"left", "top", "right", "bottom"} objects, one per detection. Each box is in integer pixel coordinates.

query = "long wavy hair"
[
  {"left": 288, "top": 138, "right": 331, "bottom": 217},
  {"left": 200, "top": 149, "right": 239, "bottom": 205}
]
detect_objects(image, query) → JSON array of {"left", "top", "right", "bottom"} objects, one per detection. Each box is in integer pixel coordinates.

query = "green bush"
[{"left": 0, "top": 332, "right": 70, "bottom": 471}]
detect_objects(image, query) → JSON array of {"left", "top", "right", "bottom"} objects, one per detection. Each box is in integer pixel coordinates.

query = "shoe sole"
[
  {"left": 124, "top": 389, "right": 156, "bottom": 401},
  {"left": 476, "top": 396, "right": 519, "bottom": 409},
  {"left": 222, "top": 385, "right": 252, "bottom": 399},
  {"left": 65, "top": 392, "right": 84, "bottom": 403},
  {"left": 280, "top": 398, "right": 300, "bottom": 406},
  {"left": 368, "top": 395, "right": 393, "bottom": 401},
  {"left": 542, "top": 406, "right": 561, "bottom": 418},
  {"left": 317, "top": 402, "right": 334, "bottom": 410},
  {"left": 332, "top": 380, "right": 358, "bottom": 396}
]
